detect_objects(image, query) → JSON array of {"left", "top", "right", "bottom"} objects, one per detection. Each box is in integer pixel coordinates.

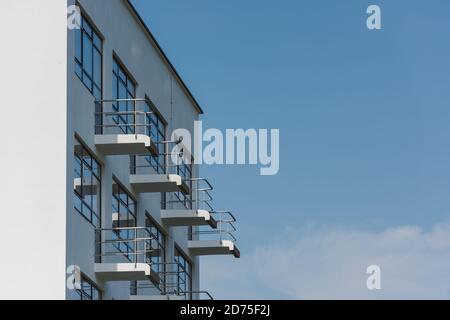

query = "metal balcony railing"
[
  {"left": 165, "top": 178, "right": 211, "bottom": 211},
  {"left": 193, "top": 211, "right": 237, "bottom": 242},
  {"left": 165, "top": 178, "right": 238, "bottom": 242},
  {"left": 95, "top": 98, "right": 156, "bottom": 137},
  {"left": 95, "top": 226, "right": 160, "bottom": 264},
  {"left": 131, "top": 262, "right": 213, "bottom": 300},
  {"left": 131, "top": 139, "right": 192, "bottom": 177}
]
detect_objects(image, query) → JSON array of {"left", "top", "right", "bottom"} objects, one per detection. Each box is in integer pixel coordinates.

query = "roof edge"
[{"left": 124, "top": 0, "right": 204, "bottom": 114}]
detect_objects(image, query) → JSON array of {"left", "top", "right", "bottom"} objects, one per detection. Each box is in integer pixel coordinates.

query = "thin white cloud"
[{"left": 201, "top": 223, "right": 450, "bottom": 299}]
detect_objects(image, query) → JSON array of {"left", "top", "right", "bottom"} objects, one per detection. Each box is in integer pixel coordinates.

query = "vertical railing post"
[
  {"left": 177, "top": 263, "right": 180, "bottom": 296},
  {"left": 134, "top": 108, "right": 137, "bottom": 138},
  {"left": 165, "top": 142, "right": 169, "bottom": 175},
  {"left": 134, "top": 227, "right": 138, "bottom": 265},
  {"left": 220, "top": 212, "right": 223, "bottom": 241},
  {"left": 196, "top": 180, "right": 199, "bottom": 211}
]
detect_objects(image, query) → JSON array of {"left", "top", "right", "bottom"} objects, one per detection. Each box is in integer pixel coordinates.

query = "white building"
[{"left": 0, "top": 0, "right": 239, "bottom": 300}]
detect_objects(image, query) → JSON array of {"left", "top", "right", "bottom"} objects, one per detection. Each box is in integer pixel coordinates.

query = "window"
[
  {"left": 75, "top": 14, "right": 102, "bottom": 100},
  {"left": 175, "top": 247, "right": 193, "bottom": 299},
  {"left": 141, "top": 101, "right": 166, "bottom": 174},
  {"left": 70, "top": 275, "right": 102, "bottom": 300},
  {"left": 74, "top": 138, "right": 101, "bottom": 228},
  {"left": 146, "top": 215, "right": 166, "bottom": 291},
  {"left": 174, "top": 156, "right": 192, "bottom": 210},
  {"left": 112, "top": 179, "right": 136, "bottom": 261},
  {"left": 112, "top": 58, "right": 136, "bottom": 134}
]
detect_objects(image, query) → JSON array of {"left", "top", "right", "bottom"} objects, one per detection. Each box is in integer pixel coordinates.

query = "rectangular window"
[
  {"left": 145, "top": 215, "right": 166, "bottom": 291},
  {"left": 74, "top": 138, "right": 101, "bottom": 228},
  {"left": 112, "top": 179, "right": 136, "bottom": 261},
  {"left": 174, "top": 157, "right": 193, "bottom": 211},
  {"left": 75, "top": 14, "right": 102, "bottom": 100},
  {"left": 112, "top": 58, "right": 136, "bottom": 134},
  {"left": 141, "top": 100, "right": 166, "bottom": 174},
  {"left": 175, "top": 247, "right": 193, "bottom": 299},
  {"left": 69, "top": 275, "right": 102, "bottom": 300}
]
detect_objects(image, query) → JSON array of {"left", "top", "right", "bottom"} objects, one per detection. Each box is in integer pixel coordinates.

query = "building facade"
[{"left": 0, "top": 0, "right": 238, "bottom": 300}]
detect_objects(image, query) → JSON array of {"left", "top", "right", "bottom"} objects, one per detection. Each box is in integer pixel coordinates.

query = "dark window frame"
[
  {"left": 74, "top": 136, "right": 102, "bottom": 228},
  {"left": 174, "top": 156, "right": 193, "bottom": 211},
  {"left": 174, "top": 245, "right": 193, "bottom": 299},
  {"left": 145, "top": 213, "right": 167, "bottom": 291},
  {"left": 111, "top": 56, "right": 136, "bottom": 134},
  {"left": 75, "top": 12, "right": 103, "bottom": 100},
  {"left": 112, "top": 178, "right": 137, "bottom": 262},
  {"left": 139, "top": 97, "right": 167, "bottom": 175}
]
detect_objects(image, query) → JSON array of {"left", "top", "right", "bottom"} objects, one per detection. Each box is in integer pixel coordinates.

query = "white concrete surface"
[
  {"left": 161, "top": 209, "right": 217, "bottom": 228},
  {"left": 130, "top": 174, "right": 187, "bottom": 193},
  {"left": 94, "top": 134, "right": 156, "bottom": 155},
  {"left": 95, "top": 263, "right": 159, "bottom": 283}
]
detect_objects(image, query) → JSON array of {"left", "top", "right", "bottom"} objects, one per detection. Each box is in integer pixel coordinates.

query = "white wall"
[{"left": 0, "top": 0, "right": 68, "bottom": 299}]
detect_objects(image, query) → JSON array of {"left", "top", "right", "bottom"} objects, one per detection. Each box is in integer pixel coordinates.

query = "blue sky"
[{"left": 132, "top": 0, "right": 450, "bottom": 299}]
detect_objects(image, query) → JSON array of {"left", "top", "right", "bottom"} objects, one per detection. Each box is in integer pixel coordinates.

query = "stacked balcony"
[
  {"left": 94, "top": 99, "right": 159, "bottom": 156},
  {"left": 161, "top": 179, "right": 217, "bottom": 228},
  {"left": 130, "top": 140, "right": 190, "bottom": 194},
  {"left": 91, "top": 97, "right": 239, "bottom": 300},
  {"left": 94, "top": 227, "right": 160, "bottom": 284},
  {"left": 188, "top": 211, "right": 240, "bottom": 258},
  {"left": 129, "top": 262, "right": 213, "bottom": 301},
  {"left": 164, "top": 179, "right": 240, "bottom": 258}
]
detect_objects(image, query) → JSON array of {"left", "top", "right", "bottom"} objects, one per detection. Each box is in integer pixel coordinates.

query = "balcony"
[
  {"left": 161, "top": 209, "right": 216, "bottom": 228},
  {"left": 129, "top": 140, "right": 190, "bottom": 194},
  {"left": 129, "top": 262, "right": 213, "bottom": 300},
  {"left": 94, "top": 227, "right": 161, "bottom": 284},
  {"left": 130, "top": 174, "right": 189, "bottom": 193},
  {"left": 161, "top": 178, "right": 217, "bottom": 228},
  {"left": 188, "top": 211, "right": 240, "bottom": 258},
  {"left": 94, "top": 99, "right": 159, "bottom": 156}
]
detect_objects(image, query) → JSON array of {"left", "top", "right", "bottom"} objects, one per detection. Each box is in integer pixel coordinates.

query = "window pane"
[
  {"left": 93, "top": 86, "right": 101, "bottom": 101},
  {"left": 112, "top": 74, "right": 118, "bottom": 99},
  {"left": 82, "top": 33, "right": 93, "bottom": 77},
  {"left": 93, "top": 49, "right": 101, "bottom": 88},
  {"left": 75, "top": 28, "right": 82, "bottom": 62},
  {"left": 82, "top": 72, "right": 92, "bottom": 91},
  {"left": 118, "top": 84, "right": 127, "bottom": 111},
  {"left": 82, "top": 18, "right": 92, "bottom": 37},
  {"left": 127, "top": 79, "right": 135, "bottom": 93},
  {"left": 93, "top": 33, "right": 102, "bottom": 51},
  {"left": 118, "top": 67, "right": 126, "bottom": 83}
]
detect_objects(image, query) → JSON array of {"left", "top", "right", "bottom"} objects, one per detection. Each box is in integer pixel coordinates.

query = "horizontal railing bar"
[
  {"left": 210, "top": 211, "right": 237, "bottom": 222},
  {"left": 95, "top": 227, "right": 152, "bottom": 231},
  {"left": 95, "top": 124, "right": 149, "bottom": 128},
  {"left": 95, "top": 251, "right": 155, "bottom": 257},
  {"left": 99, "top": 237, "right": 156, "bottom": 244},
  {"left": 192, "top": 231, "right": 237, "bottom": 242},
  {"left": 95, "top": 111, "right": 154, "bottom": 116},
  {"left": 95, "top": 98, "right": 149, "bottom": 103}
]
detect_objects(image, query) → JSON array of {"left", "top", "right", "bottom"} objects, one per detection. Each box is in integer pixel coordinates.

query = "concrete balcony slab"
[{"left": 95, "top": 134, "right": 158, "bottom": 156}]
